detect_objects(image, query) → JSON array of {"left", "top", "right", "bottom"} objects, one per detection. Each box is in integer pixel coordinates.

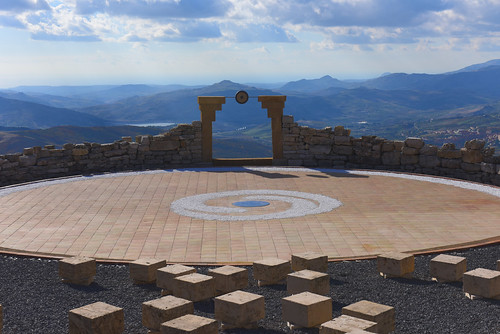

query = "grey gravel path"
[{"left": 0, "top": 244, "right": 499, "bottom": 333}]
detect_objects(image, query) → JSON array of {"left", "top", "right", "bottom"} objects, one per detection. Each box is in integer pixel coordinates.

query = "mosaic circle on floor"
[
  {"left": 0, "top": 167, "right": 499, "bottom": 264},
  {"left": 170, "top": 190, "right": 342, "bottom": 221}
]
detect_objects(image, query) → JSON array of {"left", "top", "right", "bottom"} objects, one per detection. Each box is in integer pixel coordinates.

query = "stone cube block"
[
  {"left": 287, "top": 269, "right": 330, "bottom": 295},
  {"left": 208, "top": 265, "right": 248, "bottom": 295},
  {"left": 160, "top": 314, "right": 218, "bottom": 334},
  {"left": 215, "top": 290, "right": 265, "bottom": 329},
  {"left": 342, "top": 300, "right": 395, "bottom": 334},
  {"left": 172, "top": 273, "right": 215, "bottom": 302},
  {"left": 463, "top": 268, "right": 500, "bottom": 299},
  {"left": 59, "top": 257, "right": 96, "bottom": 286},
  {"left": 320, "top": 315, "right": 377, "bottom": 334},
  {"left": 377, "top": 252, "right": 414, "bottom": 278},
  {"left": 430, "top": 254, "right": 467, "bottom": 282},
  {"left": 253, "top": 258, "right": 291, "bottom": 286},
  {"left": 157, "top": 264, "right": 196, "bottom": 295},
  {"left": 69, "top": 302, "right": 124, "bottom": 334},
  {"left": 282, "top": 292, "right": 332, "bottom": 328},
  {"left": 292, "top": 252, "right": 328, "bottom": 272},
  {"left": 142, "top": 296, "right": 194, "bottom": 332},
  {"left": 129, "top": 258, "right": 166, "bottom": 284}
]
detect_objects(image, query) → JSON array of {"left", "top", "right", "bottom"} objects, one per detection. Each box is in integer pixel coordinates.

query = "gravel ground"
[{"left": 0, "top": 244, "right": 499, "bottom": 333}]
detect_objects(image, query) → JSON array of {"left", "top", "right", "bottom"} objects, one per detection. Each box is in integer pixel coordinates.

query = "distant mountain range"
[{"left": 0, "top": 59, "right": 499, "bottom": 153}]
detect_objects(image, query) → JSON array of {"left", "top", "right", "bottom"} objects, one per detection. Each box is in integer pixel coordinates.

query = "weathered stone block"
[
  {"left": 465, "top": 139, "right": 485, "bottom": 150},
  {"left": 430, "top": 254, "right": 467, "bottom": 282},
  {"left": 59, "top": 256, "right": 96, "bottom": 286},
  {"left": 461, "top": 162, "right": 482, "bottom": 172},
  {"left": 253, "top": 258, "right": 291, "bottom": 286},
  {"left": 400, "top": 154, "right": 419, "bottom": 165},
  {"left": 215, "top": 290, "right": 265, "bottom": 329},
  {"left": 438, "top": 148, "right": 462, "bottom": 159},
  {"left": 333, "top": 145, "right": 353, "bottom": 155},
  {"left": 72, "top": 148, "right": 89, "bottom": 156},
  {"left": 292, "top": 252, "right": 328, "bottom": 272},
  {"left": 287, "top": 269, "right": 330, "bottom": 296},
  {"left": 157, "top": 264, "right": 196, "bottom": 296},
  {"left": 172, "top": 273, "right": 215, "bottom": 302},
  {"left": 441, "top": 158, "right": 461, "bottom": 169},
  {"left": 160, "top": 314, "right": 218, "bottom": 334},
  {"left": 404, "top": 137, "right": 424, "bottom": 149},
  {"left": 310, "top": 145, "right": 332, "bottom": 155},
  {"left": 142, "top": 296, "right": 194, "bottom": 332},
  {"left": 381, "top": 151, "right": 400, "bottom": 165},
  {"left": 130, "top": 258, "right": 166, "bottom": 284},
  {"left": 208, "top": 265, "right": 248, "bottom": 295},
  {"left": 461, "top": 149, "right": 483, "bottom": 163},
  {"left": 402, "top": 147, "right": 420, "bottom": 155},
  {"left": 420, "top": 144, "right": 438, "bottom": 156},
  {"left": 463, "top": 268, "right": 500, "bottom": 299},
  {"left": 342, "top": 300, "right": 395, "bottom": 334},
  {"left": 69, "top": 302, "right": 124, "bottom": 334},
  {"left": 334, "top": 136, "right": 351, "bottom": 146},
  {"left": 419, "top": 155, "right": 440, "bottom": 168},
  {"left": 282, "top": 292, "right": 332, "bottom": 328},
  {"left": 319, "top": 315, "right": 377, "bottom": 334},
  {"left": 377, "top": 252, "right": 414, "bottom": 278},
  {"left": 150, "top": 140, "right": 180, "bottom": 151}
]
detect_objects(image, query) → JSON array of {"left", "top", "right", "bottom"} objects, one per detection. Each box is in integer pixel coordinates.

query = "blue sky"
[{"left": 1, "top": 0, "right": 500, "bottom": 87}]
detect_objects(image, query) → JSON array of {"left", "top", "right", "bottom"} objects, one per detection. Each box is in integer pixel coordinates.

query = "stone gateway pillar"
[
  {"left": 198, "top": 96, "right": 225, "bottom": 162},
  {"left": 258, "top": 95, "right": 286, "bottom": 160}
]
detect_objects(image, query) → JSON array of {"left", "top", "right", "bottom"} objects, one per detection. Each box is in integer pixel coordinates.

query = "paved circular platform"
[{"left": 0, "top": 167, "right": 499, "bottom": 264}]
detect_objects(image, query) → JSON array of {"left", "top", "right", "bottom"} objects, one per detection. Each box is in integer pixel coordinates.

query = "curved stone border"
[{"left": 1, "top": 167, "right": 499, "bottom": 200}]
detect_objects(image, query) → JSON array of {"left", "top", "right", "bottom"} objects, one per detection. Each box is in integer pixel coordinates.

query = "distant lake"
[{"left": 127, "top": 122, "right": 175, "bottom": 127}]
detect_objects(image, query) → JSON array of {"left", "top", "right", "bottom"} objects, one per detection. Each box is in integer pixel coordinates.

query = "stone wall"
[
  {"left": 282, "top": 115, "right": 500, "bottom": 186},
  {"left": 0, "top": 121, "right": 202, "bottom": 187}
]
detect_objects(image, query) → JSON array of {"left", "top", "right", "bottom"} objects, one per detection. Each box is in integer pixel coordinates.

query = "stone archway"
[{"left": 198, "top": 95, "right": 286, "bottom": 163}]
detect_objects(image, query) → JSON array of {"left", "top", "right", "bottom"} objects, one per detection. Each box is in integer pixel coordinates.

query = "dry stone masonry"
[
  {"left": 282, "top": 115, "right": 500, "bottom": 186},
  {"left": 1, "top": 115, "right": 499, "bottom": 186}
]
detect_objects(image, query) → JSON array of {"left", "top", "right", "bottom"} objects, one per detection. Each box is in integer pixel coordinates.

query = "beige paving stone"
[
  {"left": 292, "top": 252, "right": 328, "bottom": 272},
  {"left": 172, "top": 273, "right": 215, "bottom": 302},
  {"left": 320, "top": 315, "right": 377, "bottom": 334},
  {"left": 160, "top": 314, "right": 218, "bottom": 334},
  {"left": 377, "top": 252, "right": 414, "bottom": 279},
  {"left": 463, "top": 268, "right": 500, "bottom": 299},
  {"left": 287, "top": 269, "right": 329, "bottom": 295},
  {"left": 282, "top": 291, "right": 332, "bottom": 328},
  {"left": 208, "top": 265, "right": 248, "bottom": 295},
  {"left": 214, "top": 290, "right": 265, "bottom": 329},
  {"left": 69, "top": 301, "right": 124, "bottom": 334},
  {"left": 430, "top": 254, "right": 467, "bottom": 282},
  {"left": 157, "top": 264, "right": 196, "bottom": 295},
  {"left": 253, "top": 258, "right": 291, "bottom": 286},
  {"left": 59, "top": 256, "right": 96, "bottom": 286},
  {"left": 130, "top": 258, "right": 166, "bottom": 284},
  {"left": 342, "top": 300, "right": 395, "bottom": 334},
  {"left": 142, "top": 296, "right": 194, "bottom": 332}
]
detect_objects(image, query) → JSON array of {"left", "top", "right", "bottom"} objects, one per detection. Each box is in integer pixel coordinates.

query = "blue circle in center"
[{"left": 232, "top": 200, "right": 270, "bottom": 208}]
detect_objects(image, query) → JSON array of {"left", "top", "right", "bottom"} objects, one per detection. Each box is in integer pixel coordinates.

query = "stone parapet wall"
[
  {"left": 0, "top": 121, "right": 202, "bottom": 187},
  {"left": 282, "top": 115, "right": 500, "bottom": 186}
]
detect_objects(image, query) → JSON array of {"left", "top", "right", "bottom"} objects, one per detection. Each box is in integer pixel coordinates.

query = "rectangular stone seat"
[
  {"left": 342, "top": 300, "right": 395, "bottom": 334},
  {"left": 59, "top": 256, "right": 96, "bottom": 286},
  {"left": 282, "top": 291, "right": 332, "bottom": 329},
  {"left": 172, "top": 273, "right": 215, "bottom": 302},
  {"left": 215, "top": 290, "right": 265, "bottom": 329},
  {"left": 160, "top": 314, "right": 218, "bottom": 334},
  {"left": 292, "top": 252, "right": 328, "bottom": 272},
  {"left": 320, "top": 315, "right": 377, "bottom": 334},
  {"left": 208, "top": 265, "right": 248, "bottom": 295},
  {"left": 287, "top": 269, "right": 329, "bottom": 295},
  {"left": 69, "top": 302, "right": 124, "bottom": 334},
  {"left": 377, "top": 252, "right": 414, "bottom": 279},
  {"left": 130, "top": 258, "right": 166, "bottom": 284},
  {"left": 142, "top": 296, "right": 194, "bottom": 334},
  {"left": 253, "top": 258, "right": 291, "bottom": 286},
  {"left": 157, "top": 264, "right": 196, "bottom": 296},
  {"left": 463, "top": 268, "right": 500, "bottom": 300},
  {"left": 430, "top": 254, "right": 467, "bottom": 282}
]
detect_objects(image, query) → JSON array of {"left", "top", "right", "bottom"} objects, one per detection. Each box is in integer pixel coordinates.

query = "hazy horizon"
[{"left": 1, "top": 1, "right": 500, "bottom": 88}]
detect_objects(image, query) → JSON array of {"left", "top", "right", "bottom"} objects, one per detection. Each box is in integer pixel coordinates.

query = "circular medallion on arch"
[
  {"left": 235, "top": 90, "right": 249, "bottom": 104},
  {"left": 170, "top": 189, "right": 343, "bottom": 221}
]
